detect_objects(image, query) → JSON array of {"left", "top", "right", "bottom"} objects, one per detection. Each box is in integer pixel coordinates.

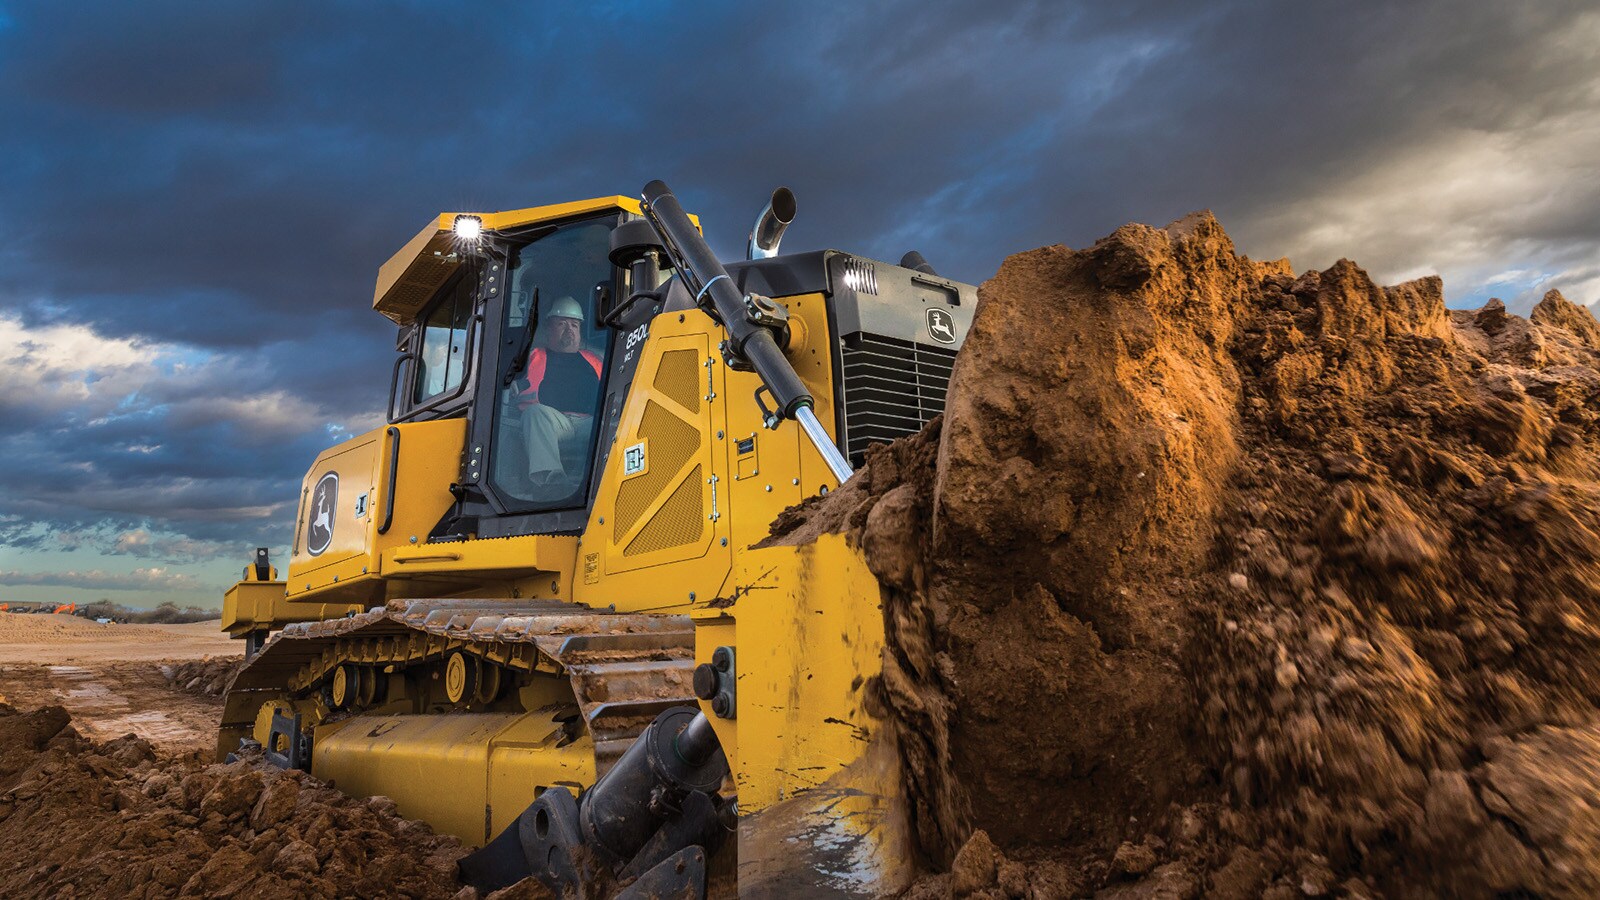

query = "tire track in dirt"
[
  {"left": 45, "top": 664, "right": 201, "bottom": 747},
  {"left": 0, "top": 662, "right": 224, "bottom": 755}
]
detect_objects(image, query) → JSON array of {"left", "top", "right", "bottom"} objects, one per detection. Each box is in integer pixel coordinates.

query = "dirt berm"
[{"left": 775, "top": 212, "right": 1600, "bottom": 898}]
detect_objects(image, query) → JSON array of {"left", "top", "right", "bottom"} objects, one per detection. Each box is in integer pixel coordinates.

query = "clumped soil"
[
  {"left": 776, "top": 213, "right": 1600, "bottom": 897},
  {"left": 160, "top": 657, "right": 242, "bottom": 699},
  {"left": 0, "top": 703, "right": 471, "bottom": 898}
]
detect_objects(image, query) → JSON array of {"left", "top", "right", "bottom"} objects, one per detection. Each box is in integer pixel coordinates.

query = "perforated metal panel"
[
  {"left": 625, "top": 465, "right": 704, "bottom": 557},
  {"left": 614, "top": 400, "right": 699, "bottom": 541},
  {"left": 653, "top": 349, "right": 702, "bottom": 412}
]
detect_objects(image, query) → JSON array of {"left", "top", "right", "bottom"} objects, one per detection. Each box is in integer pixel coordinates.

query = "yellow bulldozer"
[{"left": 218, "top": 181, "right": 974, "bottom": 897}]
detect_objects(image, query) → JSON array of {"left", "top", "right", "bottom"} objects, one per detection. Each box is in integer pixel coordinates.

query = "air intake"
[{"left": 837, "top": 333, "right": 956, "bottom": 466}]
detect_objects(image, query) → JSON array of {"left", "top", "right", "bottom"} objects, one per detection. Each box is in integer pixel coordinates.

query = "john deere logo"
[
  {"left": 927, "top": 307, "right": 957, "bottom": 344},
  {"left": 307, "top": 472, "right": 338, "bottom": 557}
]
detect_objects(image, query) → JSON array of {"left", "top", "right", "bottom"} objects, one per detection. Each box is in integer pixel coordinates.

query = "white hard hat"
[{"left": 543, "top": 296, "right": 585, "bottom": 324}]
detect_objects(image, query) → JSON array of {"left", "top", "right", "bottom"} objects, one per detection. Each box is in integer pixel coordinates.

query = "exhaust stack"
[{"left": 747, "top": 187, "right": 796, "bottom": 260}]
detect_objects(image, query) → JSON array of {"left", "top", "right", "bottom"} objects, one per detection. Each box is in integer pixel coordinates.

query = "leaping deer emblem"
[
  {"left": 307, "top": 472, "right": 338, "bottom": 555},
  {"left": 314, "top": 493, "right": 331, "bottom": 534}
]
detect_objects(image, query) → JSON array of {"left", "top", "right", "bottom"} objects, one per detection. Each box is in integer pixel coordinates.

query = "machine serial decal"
[
  {"left": 622, "top": 323, "right": 650, "bottom": 364},
  {"left": 624, "top": 322, "right": 649, "bottom": 350},
  {"left": 926, "top": 307, "right": 957, "bottom": 344},
  {"left": 307, "top": 472, "right": 338, "bottom": 557}
]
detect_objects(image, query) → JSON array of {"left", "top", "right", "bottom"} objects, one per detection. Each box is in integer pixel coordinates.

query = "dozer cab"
[{"left": 218, "top": 182, "right": 975, "bottom": 897}]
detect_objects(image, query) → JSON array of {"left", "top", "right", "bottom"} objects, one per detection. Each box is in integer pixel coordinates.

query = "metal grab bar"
[
  {"left": 377, "top": 426, "right": 400, "bottom": 535},
  {"left": 386, "top": 352, "right": 417, "bottom": 422}
]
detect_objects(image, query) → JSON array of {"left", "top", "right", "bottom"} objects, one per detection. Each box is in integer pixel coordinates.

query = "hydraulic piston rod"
[{"left": 797, "top": 406, "right": 854, "bottom": 483}]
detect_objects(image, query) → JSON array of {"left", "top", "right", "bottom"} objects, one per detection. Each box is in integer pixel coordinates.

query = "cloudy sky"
[{"left": 1, "top": 1, "right": 1596, "bottom": 609}]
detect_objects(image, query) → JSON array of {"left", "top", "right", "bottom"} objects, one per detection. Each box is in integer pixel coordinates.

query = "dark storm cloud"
[{"left": 0, "top": 0, "right": 1596, "bottom": 594}]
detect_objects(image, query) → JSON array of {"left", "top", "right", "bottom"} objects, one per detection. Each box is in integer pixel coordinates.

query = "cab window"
[
  {"left": 412, "top": 274, "right": 474, "bottom": 403},
  {"left": 490, "top": 217, "right": 615, "bottom": 508}
]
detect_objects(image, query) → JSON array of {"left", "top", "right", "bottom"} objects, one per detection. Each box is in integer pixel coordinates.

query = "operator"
[{"left": 517, "top": 296, "right": 603, "bottom": 488}]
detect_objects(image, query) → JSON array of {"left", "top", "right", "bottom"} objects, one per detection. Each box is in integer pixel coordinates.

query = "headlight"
[{"left": 452, "top": 215, "right": 483, "bottom": 240}]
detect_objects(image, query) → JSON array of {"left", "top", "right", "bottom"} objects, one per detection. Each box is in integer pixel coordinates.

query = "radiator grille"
[{"left": 839, "top": 333, "right": 956, "bottom": 466}]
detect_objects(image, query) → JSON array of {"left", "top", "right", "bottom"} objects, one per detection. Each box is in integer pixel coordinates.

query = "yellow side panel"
[
  {"left": 286, "top": 418, "right": 465, "bottom": 602},
  {"left": 290, "top": 431, "right": 380, "bottom": 576},
  {"left": 721, "top": 292, "right": 839, "bottom": 555},
  {"left": 610, "top": 335, "right": 711, "bottom": 571},
  {"left": 791, "top": 292, "right": 844, "bottom": 503},
  {"left": 578, "top": 294, "right": 836, "bottom": 613}
]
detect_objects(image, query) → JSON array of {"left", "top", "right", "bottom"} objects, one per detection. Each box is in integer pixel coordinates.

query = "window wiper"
[{"left": 503, "top": 287, "right": 539, "bottom": 387}]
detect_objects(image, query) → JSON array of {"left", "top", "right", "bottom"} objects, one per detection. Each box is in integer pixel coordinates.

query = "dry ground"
[{"left": 0, "top": 613, "right": 238, "bottom": 754}]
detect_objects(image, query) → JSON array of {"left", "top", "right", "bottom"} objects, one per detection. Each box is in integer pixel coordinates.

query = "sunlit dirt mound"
[
  {"left": 777, "top": 213, "right": 1600, "bottom": 897},
  {"left": 0, "top": 704, "right": 468, "bottom": 898}
]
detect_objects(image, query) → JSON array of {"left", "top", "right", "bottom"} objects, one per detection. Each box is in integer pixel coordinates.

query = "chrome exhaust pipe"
[{"left": 747, "top": 187, "right": 796, "bottom": 260}]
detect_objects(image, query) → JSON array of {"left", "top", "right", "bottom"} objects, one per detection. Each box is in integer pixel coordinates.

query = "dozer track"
[{"left": 220, "top": 598, "right": 700, "bottom": 778}]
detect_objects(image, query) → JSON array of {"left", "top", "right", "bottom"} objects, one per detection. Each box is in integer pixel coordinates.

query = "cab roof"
[{"left": 374, "top": 195, "right": 689, "bottom": 326}]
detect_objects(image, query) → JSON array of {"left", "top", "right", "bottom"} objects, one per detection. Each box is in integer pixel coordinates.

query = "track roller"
[
  {"left": 328, "top": 664, "right": 383, "bottom": 711},
  {"left": 476, "top": 661, "right": 502, "bottom": 704},
  {"left": 330, "top": 664, "right": 355, "bottom": 709},
  {"left": 445, "top": 651, "right": 477, "bottom": 706},
  {"left": 358, "top": 666, "right": 380, "bottom": 706}
]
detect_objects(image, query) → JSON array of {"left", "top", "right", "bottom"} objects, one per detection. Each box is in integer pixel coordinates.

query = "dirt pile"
[
  {"left": 161, "top": 657, "right": 241, "bottom": 698},
  {"left": 0, "top": 703, "right": 469, "bottom": 898},
  {"left": 778, "top": 213, "right": 1600, "bottom": 896},
  {"left": 1197, "top": 264, "right": 1600, "bottom": 897}
]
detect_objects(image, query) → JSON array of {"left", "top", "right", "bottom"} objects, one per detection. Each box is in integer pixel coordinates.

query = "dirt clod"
[
  {"left": 1110, "top": 842, "right": 1157, "bottom": 878},
  {"left": 951, "top": 829, "right": 1000, "bottom": 895}
]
